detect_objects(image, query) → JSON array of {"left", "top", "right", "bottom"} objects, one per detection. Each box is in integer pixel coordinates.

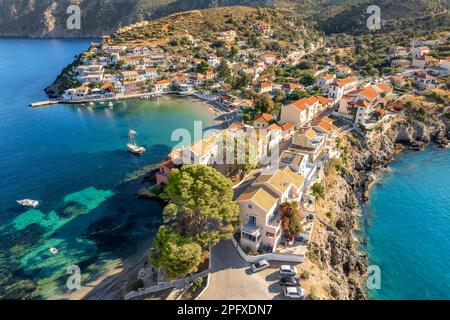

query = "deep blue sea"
[
  {"left": 0, "top": 39, "right": 215, "bottom": 299},
  {"left": 364, "top": 146, "right": 450, "bottom": 300}
]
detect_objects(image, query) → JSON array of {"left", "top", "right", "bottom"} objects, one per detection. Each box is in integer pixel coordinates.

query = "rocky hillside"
[
  {"left": 0, "top": 0, "right": 274, "bottom": 38},
  {"left": 1, "top": 0, "right": 447, "bottom": 38},
  {"left": 311, "top": 0, "right": 449, "bottom": 34}
]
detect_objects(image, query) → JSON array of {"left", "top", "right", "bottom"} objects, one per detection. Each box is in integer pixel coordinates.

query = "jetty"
[
  {"left": 30, "top": 100, "right": 60, "bottom": 108},
  {"left": 29, "top": 91, "right": 171, "bottom": 108}
]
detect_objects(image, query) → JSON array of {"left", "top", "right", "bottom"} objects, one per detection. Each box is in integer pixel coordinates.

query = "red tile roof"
[{"left": 254, "top": 113, "right": 273, "bottom": 123}]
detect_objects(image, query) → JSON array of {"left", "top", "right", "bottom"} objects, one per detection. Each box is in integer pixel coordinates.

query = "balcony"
[
  {"left": 241, "top": 223, "right": 262, "bottom": 237},
  {"left": 267, "top": 212, "right": 282, "bottom": 234}
]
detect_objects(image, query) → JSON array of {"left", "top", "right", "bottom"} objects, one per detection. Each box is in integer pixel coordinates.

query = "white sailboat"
[
  {"left": 127, "top": 129, "right": 146, "bottom": 155},
  {"left": 17, "top": 199, "right": 39, "bottom": 208}
]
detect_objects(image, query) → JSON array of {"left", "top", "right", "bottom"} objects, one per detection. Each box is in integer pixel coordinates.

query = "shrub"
[
  {"left": 300, "top": 271, "right": 311, "bottom": 280},
  {"left": 326, "top": 211, "right": 334, "bottom": 221},
  {"left": 312, "top": 183, "right": 325, "bottom": 198}
]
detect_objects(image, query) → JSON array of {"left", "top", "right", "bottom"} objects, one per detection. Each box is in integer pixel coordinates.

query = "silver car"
[
  {"left": 251, "top": 260, "right": 270, "bottom": 273},
  {"left": 284, "top": 287, "right": 306, "bottom": 300},
  {"left": 279, "top": 265, "right": 298, "bottom": 276}
]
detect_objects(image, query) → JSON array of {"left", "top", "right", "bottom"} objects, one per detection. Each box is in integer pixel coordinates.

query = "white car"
[
  {"left": 284, "top": 287, "right": 306, "bottom": 300},
  {"left": 251, "top": 260, "right": 270, "bottom": 273},
  {"left": 279, "top": 265, "right": 298, "bottom": 276}
]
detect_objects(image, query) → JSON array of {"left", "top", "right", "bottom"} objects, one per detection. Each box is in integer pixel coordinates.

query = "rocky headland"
[{"left": 305, "top": 94, "right": 450, "bottom": 300}]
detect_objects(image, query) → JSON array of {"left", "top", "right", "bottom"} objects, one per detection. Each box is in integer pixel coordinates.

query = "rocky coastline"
[{"left": 307, "top": 99, "right": 450, "bottom": 300}]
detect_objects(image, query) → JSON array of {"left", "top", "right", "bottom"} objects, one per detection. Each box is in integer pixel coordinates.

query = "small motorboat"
[
  {"left": 17, "top": 199, "right": 39, "bottom": 208},
  {"left": 127, "top": 129, "right": 146, "bottom": 155},
  {"left": 50, "top": 247, "right": 59, "bottom": 255},
  {"left": 108, "top": 102, "right": 114, "bottom": 108}
]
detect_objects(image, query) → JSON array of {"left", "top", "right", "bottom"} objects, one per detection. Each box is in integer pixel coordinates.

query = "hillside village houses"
[
  {"left": 335, "top": 83, "right": 393, "bottom": 126},
  {"left": 328, "top": 77, "right": 359, "bottom": 102},
  {"left": 54, "top": 18, "right": 450, "bottom": 260}
]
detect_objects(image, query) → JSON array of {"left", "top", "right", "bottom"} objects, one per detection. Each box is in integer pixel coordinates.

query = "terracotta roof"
[
  {"left": 290, "top": 96, "right": 318, "bottom": 111},
  {"left": 334, "top": 77, "right": 358, "bottom": 87},
  {"left": 156, "top": 79, "right": 171, "bottom": 85},
  {"left": 317, "top": 96, "right": 333, "bottom": 105},
  {"left": 267, "top": 124, "right": 282, "bottom": 131},
  {"left": 376, "top": 83, "right": 392, "bottom": 92},
  {"left": 259, "top": 82, "right": 271, "bottom": 88},
  {"left": 100, "top": 82, "right": 114, "bottom": 90},
  {"left": 254, "top": 169, "right": 293, "bottom": 195},
  {"left": 281, "top": 123, "right": 294, "bottom": 131},
  {"left": 318, "top": 116, "right": 333, "bottom": 124},
  {"left": 281, "top": 167, "right": 306, "bottom": 190},
  {"left": 358, "top": 86, "right": 380, "bottom": 101},
  {"left": 254, "top": 113, "right": 273, "bottom": 123},
  {"left": 315, "top": 120, "right": 337, "bottom": 133},
  {"left": 283, "top": 83, "right": 299, "bottom": 89},
  {"left": 236, "top": 186, "right": 278, "bottom": 212}
]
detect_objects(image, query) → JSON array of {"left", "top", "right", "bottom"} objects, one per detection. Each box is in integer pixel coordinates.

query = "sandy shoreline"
[{"left": 52, "top": 237, "right": 155, "bottom": 300}]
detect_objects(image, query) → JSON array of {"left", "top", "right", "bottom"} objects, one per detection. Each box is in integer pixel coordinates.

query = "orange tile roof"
[
  {"left": 156, "top": 79, "right": 171, "bottom": 85},
  {"left": 267, "top": 124, "right": 282, "bottom": 131},
  {"left": 358, "top": 86, "right": 380, "bottom": 101},
  {"left": 316, "top": 120, "right": 337, "bottom": 133},
  {"left": 376, "top": 83, "right": 392, "bottom": 92},
  {"left": 318, "top": 116, "right": 334, "bottom": 124},
  {"left": 334, "top": 77, "right": 358, "bottom": 87},
  {"left": 281, "top": 123, "right": 294, "bottom": 131},
  {"left": 255, "top": 113, "right": 273, "bottom": 123},
  {"left": 317, "top": 96, "right": 333, "bottom": 105},
  {"left": 283, "top": 83, "right": 299, "bottom": 89}
]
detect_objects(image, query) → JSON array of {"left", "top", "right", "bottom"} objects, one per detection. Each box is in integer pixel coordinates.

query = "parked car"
[
  {"left": 279, "top": 276, "right": 301, "bottom": 287},
  {"left": 251, "top": 260, "right": 270, "bottom": 273},
  {"left": 279, "top": 265, "right": 298, "bottom": 276},
  {"left": 284, "top": 287, "right": 306, "bottom": 300}
]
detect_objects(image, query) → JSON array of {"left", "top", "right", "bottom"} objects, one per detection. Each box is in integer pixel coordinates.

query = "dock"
[{"left": 30, "top": 100, "right": 60, "bottom": 108}]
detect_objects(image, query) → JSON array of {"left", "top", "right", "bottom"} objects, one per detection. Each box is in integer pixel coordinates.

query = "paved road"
[{"left": 199, "top": 240, "right": 284, "bottom": 300}]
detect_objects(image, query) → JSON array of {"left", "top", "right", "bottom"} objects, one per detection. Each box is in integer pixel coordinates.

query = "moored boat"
[
  {"left": 127, "top": 129, "right": 146, "bottom": 155},
  {"left": 17, "top": 199, "right": 39, "bottom": 208}
]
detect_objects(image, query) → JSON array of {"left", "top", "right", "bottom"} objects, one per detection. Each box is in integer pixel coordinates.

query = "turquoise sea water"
[
  {"left": 0, "top": 39, "right": 215, "bottom": 299},
  {"left": 364, "top": 146, "right": 450, "bottom": 300}
]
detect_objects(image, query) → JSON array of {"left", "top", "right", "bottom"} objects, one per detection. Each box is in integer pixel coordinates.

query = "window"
[
  {"left": 249, "top": 216, "right": 257, "bottom": 225},
  {"left": 248, "top": 204, "right": 253, "bottom": 209}
]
